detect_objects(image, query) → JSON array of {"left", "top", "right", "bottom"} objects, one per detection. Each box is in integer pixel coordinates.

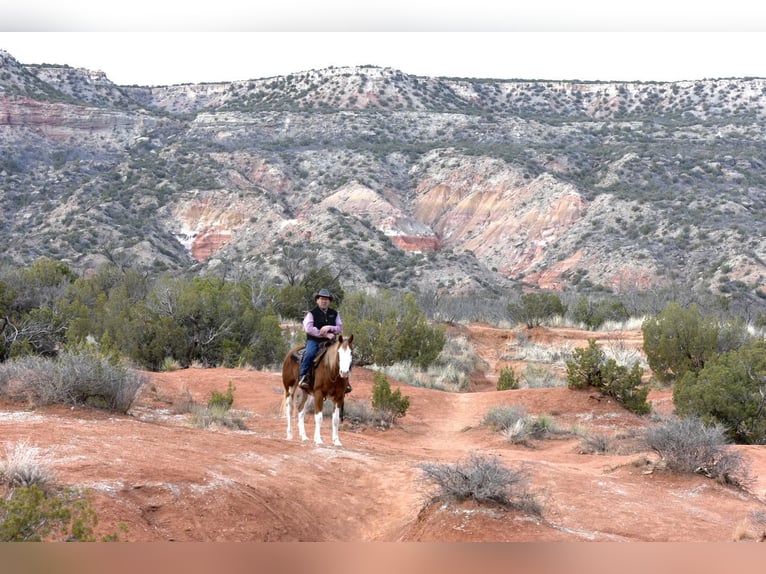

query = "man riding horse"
[{"left": 298, "top": 288, "right": 352, "bottom": 394}]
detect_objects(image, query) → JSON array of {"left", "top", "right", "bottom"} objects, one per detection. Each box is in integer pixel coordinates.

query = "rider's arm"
[
  {"left": 303, "top": 311, "right": 321, "bottom": 338},
  {"left": 334, "top": 313, "right": 343, "bottom": 335}
]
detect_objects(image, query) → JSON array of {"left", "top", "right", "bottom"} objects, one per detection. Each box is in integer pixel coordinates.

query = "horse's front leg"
[
  {"left": 297, "top": 391, "right": 311, "bottom": 442},
  {"left": 331, "top": 403, "right": 342, "bottom": 447},
  {"left": 285, "top": 392, "right": 293, "bottom": 440},
  {"left": 312, "top": 396, "right": 326, "bottom": 445}
]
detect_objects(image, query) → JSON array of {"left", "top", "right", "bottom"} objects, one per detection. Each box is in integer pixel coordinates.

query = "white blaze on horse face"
[{"left": 338, "top": 344, "right": 352, "bottom": 378}]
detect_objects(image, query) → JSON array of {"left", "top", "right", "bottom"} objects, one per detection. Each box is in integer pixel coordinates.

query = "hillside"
[
  {"left": 1, "top": 324, "right": 765, "bottom": 542},
  {"left": 1, "top": 49, "right": 766, "bottom": 319}
]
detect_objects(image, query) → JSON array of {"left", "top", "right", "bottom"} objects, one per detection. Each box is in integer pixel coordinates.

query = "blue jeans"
[{"left": 299, "top": 339, "right": 320, "bottom": 379}]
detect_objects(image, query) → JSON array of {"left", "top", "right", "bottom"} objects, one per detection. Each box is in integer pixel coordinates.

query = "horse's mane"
[{"left": 324, "top": 340, "right": 339, "bottom": 373}]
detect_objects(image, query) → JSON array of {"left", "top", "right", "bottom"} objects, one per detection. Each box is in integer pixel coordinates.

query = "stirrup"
[{"left": 298, "top": 376, "right": 310, "bottom": 390}]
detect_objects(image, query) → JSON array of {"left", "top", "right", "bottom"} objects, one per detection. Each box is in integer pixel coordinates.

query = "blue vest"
[{"left": 307, "top": 306, "right": 339, "bottom": 342}]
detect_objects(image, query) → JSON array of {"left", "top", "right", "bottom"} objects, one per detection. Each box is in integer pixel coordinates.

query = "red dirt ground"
[{"left": 2, "top": 324, "right": 766, "bottom": 543}]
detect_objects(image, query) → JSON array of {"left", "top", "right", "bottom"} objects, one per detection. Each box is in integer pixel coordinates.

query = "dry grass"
[{"left": 0, "top": 440, "right": 52, "bottom": 489}]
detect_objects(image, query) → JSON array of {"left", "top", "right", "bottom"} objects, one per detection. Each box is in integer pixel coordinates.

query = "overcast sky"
[{"left": 2, "top": 2, "right": 766, "bottom": 86}]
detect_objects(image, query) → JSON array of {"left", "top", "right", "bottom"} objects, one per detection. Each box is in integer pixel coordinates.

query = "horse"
[{"left": 281, "top": 334, "right": 354, "bottom": 447}]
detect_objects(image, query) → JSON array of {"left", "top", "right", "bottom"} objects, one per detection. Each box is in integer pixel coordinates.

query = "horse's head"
[{"left": 337, "top": 334, "right": 354, "bottom": 379}]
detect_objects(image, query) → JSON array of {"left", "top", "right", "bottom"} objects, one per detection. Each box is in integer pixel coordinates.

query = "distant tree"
[
  {"left": 300, "top": 266, "right": 344, "bottom": 309},
  {"left": 508, "top": 292, "right": 567, "bottom": 328},
  {"left": 642, "top": 302, "right": 719, "bottom": 383},
  {"left": 0, "top": 258, "right": 76, "bottom": 361},
  {"left": 277, "top": 244, "right": 315, "bottom": 286},
  {"left": 242, "top": 310, "right": 289, "bottom": 369},
  {"left": 275, "top": 284, "right": 308, "bottom": 322},
  {"left": 569, "top": 296, "right": 630, "bottom": 330},
  {"left": 341, "top": 289, "right": 445, "bottom": 368},
  {"left": 674, "top": 340, "right": 766, "bottom": 444}
]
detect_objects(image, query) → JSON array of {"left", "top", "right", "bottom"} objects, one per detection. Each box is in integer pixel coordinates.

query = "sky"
[{"left": 1, "top": 2, "right": 766, "bottom": 86}]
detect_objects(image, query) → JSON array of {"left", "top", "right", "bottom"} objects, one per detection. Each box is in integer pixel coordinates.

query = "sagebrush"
[{"left": 419, "top": 452, "right": 541, "bottom": 514}]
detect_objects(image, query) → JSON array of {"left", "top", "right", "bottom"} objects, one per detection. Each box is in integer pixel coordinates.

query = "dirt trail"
[{"left": 1, "top": 324, "right": 766, "bottom": 542}]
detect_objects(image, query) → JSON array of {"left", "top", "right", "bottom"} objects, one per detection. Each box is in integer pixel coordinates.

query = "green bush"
[
  {"left": 208, "top": 381, "right": 235, "bottom": 410},
  {"left": 642, "top": 302, "right": 719, "bottom": 382},
  {"left": 570, "top": 296, "right": 629, "bottom": 330},
  {"left": 508, "top": 292, "right": 567, "bottom": 328},
  {"left": 371, "top": 371, "right": 410, "bottom": 424},
  {"left": 496, "top": 366, "right": 519, "bottom": 390},
  {"left": 0, "top": 485, "right": 99, "bottom": 542},
  {"left": 566, "top": 339, "right": 605, "bottom": 389},
  {"left": 673, "top": 341, "right": 766, "bottom": 444},
  {"left": 342, "top": 290, "right": 445, "bottom": 368},
  {"left": 566, "top": 339, "right": 651, "bottom": 415}
]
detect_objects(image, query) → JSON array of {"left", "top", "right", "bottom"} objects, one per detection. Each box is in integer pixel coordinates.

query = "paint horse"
[{"left": 282, "top": 334, "right": 354, "bottom": 447}]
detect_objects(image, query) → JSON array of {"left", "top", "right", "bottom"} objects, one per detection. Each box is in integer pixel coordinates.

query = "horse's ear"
[
  {"left": 348, "top": 334, "right": 353, "bottom": 346},
  {"left": 338, "top": 334, "right": 343, "bottom": 343}
]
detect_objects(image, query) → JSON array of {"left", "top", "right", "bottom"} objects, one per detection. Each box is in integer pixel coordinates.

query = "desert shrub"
[
  {"left": 189, "top": 404, "right": 247, "bottom": 430},
  {"left": 0, "top": 441, "right": 51, "bottom": 489},
  {"left": 0, "top": 366, "right": 9, "bottom": 396},
  {"left": 599, "top": 359, "right": 651, "bottom": 415},
  {"left": 160, "top": 356, "right": 180, "bottom": 372},
  {"left": 386, "top": 333, "right": 478, "bottom": 391},
  {"left": 524, "top": 364, "right": 566, "bottom": 388},
  {"left": 419, "top": 452, "right": 541, "bottom": 513},
  {"left": 525, "top": 414, "right": 558, "bottom": 437},
  {"left": 371, "top": 371, "right": 410, "bottom": 424},
  {"left": 380, "top": 357, "right": 471, "bottom": 393},
  {"left": 645, "top": 417, "right": 751, "bottom": 487},
  {"left": 642, "top": 302, "right": 719, "bottom": 382},
  {"left": 570, "top": 296, "right": 630, "bottom": 330},
  {"left": 578, "top": 433, "right": 612, "bottom": 454},
  {"left": 0, "top": 485, "right": 100, "bottom": 542},
  {"left": 341, "top": 400, "right": 390, "bottom": 427},
  {"left": 508, "top": 292, "right": 567, "bottom": 328},
  {"left": 500, "top": 414, "right": 560, "bottom": 445},
  {"left": 171, "top": 385, "right": 196, "bottom": 414},
  {"left": 208, "top": 381, "right": 235, "bottom": 410},
  {"left": 566, "top": 339, "right": 603, "bottom": 389},
  {"left": 496, "top": 366, "right": 519, "bottom": 390},
  {"left": 0, "top": 349, "right": 146, "bottom": 413},
  {"left": 341, "top": 290, "right": 445, "bottom": 368},
  {"left": 482, "top": 405, "right": 526, "bottom": 431},
  {"left": 566, "top": 339, "right": 651, "bottom": 415},
  {"left": 673, "top": 340, "right": 766, "bottom": 444},
  {"left": 482, "top": 406, "right": 559, "bottom": 444}
]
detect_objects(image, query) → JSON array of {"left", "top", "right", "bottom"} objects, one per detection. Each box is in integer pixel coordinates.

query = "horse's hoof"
[{"left": 333, "top": 440, "right": 343, "bottom": 447}]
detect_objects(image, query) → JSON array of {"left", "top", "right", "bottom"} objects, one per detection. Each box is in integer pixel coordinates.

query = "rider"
[{"left": 298, "top": 288, "right": 351, "bottom": 393}]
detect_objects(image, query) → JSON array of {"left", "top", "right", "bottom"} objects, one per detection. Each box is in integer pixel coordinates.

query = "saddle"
[
  {"left": 291, "top": 340, "right": 331, "bottom": 364},
  {"left": 291, "top": 341, "right": 332, "bottom": 385},
  {"left": 291, "top": 340, "right": 352, "bottom": 394}
]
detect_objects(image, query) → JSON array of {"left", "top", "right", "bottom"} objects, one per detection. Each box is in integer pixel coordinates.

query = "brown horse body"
[{"left": 282, "top": 334, "right": 354, "bottom": 447}]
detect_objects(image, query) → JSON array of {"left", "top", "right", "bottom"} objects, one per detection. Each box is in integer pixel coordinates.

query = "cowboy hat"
[{"left": 314, "top": 288, "right": 334, "bottom": 301}]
